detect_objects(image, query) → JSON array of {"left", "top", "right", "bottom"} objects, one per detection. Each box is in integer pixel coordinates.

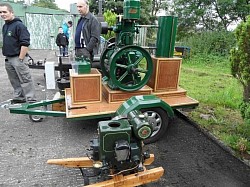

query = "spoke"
[
  {"left": 134, "top": 55, "right": 144, "bottom": 66},
  {"left": 127, "top": 51, "right": 133, "bottom": 65},
  {"left": 156, "top": 118, "right": 162, "bottom": 124},
  {"left": 137, "top": 68, "right": 148, "bottom": 73},
  {"left": 151, "top": 113, "right": 156, "bottom": 118},
  {"left": 131, "top": 74, "right": 138, "bottom": 85},
  {"left": 116, "top": 63, "right": 127, "bottom": 69},
  {"left": 118, "top": 71, "right": 129, "bottom": 82}
]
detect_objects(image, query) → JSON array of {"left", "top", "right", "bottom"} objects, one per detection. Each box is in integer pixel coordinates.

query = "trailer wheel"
[
  {"left": 141, "top": 108, "right": 169, "bottom": 144},
  {"left": 29, "top": 115, "right": 44, "bottom": 122}
]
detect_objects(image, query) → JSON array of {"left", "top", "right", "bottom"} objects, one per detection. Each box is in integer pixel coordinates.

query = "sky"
[{"left": 54, "top": 0, "right": 76, "bottom": 11}]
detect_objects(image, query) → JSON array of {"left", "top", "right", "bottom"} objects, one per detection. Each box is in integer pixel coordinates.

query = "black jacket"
[
  {"left": 56, "top": 33, "right": 69, "bottom": 47},
  {"left": 76, "top": 12, "right": 101, "bottom": 55},
  {"left": 2, "top": 18, "right": 30, "bottom": 57}
]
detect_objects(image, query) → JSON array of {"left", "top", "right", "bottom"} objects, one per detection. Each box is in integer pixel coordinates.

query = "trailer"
[{"left": 3, "top": 1, "right": 199, "bottom": 186}]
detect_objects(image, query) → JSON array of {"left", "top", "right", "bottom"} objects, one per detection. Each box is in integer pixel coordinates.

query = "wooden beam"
[
  {"left": 144, "top": 154, "right": 154, "bottom": 165},
  {"left": 47, "top": 157, "right": 94, "bottom": 168},
  {"left": 85, "top": 167, "right": 164, "bottom": 187},
  {"left": 47, "top": 154, "right": 155, "bottom": 168}
]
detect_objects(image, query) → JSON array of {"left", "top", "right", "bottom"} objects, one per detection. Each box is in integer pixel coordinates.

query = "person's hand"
[{"left": 82, "top": 48, "right": 90, "bottom": 59}]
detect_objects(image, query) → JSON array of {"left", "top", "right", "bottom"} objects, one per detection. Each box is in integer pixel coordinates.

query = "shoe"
[
  {"left": 27, "top": 99, "right": 37, "bottom": 104},
  {"left": 11, "top": 99, "right": 26, "bottom": 104}
]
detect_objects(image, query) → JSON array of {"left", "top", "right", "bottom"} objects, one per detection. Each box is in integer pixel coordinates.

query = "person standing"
[
  {"left": 62, "top": 20, "right": 72, "bottom": 39},
  {"left": 0, "top": 3, "right": 36, "bottom": 103},
  {"left": 56, "top": 27, "right": 69, "bottom": 56},
  {"left": 75, "top": 0, "right": 101, "bottom": 63},
  {"left": 62, "top": 21, "right": 72, "bottom": 56}
]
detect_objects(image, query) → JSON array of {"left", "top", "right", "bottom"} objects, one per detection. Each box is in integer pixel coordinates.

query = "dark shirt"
[
  {"left": 2, "top": 18, "right": 30, "bottom": 57},
  {"left": 75, "top": 18, "right": 85, "bottom": 48}
]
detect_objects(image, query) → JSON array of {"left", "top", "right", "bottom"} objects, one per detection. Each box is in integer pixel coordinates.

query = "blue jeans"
[{"left": 59, "top": 46, "right": 68, "bottom": 56}]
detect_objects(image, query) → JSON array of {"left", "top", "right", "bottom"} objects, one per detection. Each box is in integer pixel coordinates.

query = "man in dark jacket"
[
  {"left": 0, "top": 3, "right": 36, "bottom": 103},
  {"left": 75, "top": 0, "right": 101, "bottom": 63}
]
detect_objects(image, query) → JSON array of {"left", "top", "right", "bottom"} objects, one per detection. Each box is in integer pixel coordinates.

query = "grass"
[{"left": 179, "top": 55, "right": 250, "bottom": 159}]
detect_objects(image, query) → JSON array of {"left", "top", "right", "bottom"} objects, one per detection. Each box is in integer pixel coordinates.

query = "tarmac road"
[{"left": 0, "top": 50, "right": 249, "bottom": 187}]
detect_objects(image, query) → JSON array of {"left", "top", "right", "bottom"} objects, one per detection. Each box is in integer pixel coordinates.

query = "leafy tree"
[
  {"left": 151, "top": 0, "right": 169, "bottom": 17},
  {"left": 230, "top": 16, "right": 250, "bottom": 119},
  {"left": 233, "top": 0, "right": 250, "bottom": 22},
  {"left": 139, "top": 0, "right": 154, "bottom": 24},
  {"left": 103, "top": 10, "right": 117, "bottom": 40},
  {"left": 32, "top": 0, "right": 59, "bottom": 10},
  {"left": 172, "top": 0, "right": 250, "bottom": 39},
  {"left": 90, "top": 0, "right": 155, "bottom": 25}
]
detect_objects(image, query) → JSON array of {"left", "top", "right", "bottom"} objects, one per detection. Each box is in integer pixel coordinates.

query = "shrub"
[
  {"left": 179, "top": 31, "right": 235, "bottom": 56},
  {"left": 103, "top": 10, "right": 117, "bottom": 40}
]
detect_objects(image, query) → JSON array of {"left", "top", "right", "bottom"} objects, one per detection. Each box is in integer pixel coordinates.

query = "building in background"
[{"left": 0, "top": 0, "right": 78, "bottom": 50}]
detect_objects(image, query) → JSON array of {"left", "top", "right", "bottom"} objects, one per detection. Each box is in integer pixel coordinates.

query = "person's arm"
[
  {"left": 86, "top": 19, "right": 101, "bottom": 52},
  {"left": 56, "top": 34, "right": 60, "bottom": 46},
  {"left": 18, "top": 23, "right": 30, "bottom": 61},
  {"left": 19, "top": 46, "right": 29, "bottom": 61}
]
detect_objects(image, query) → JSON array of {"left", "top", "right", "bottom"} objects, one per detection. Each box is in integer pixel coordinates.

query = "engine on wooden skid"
[{"left": 86, "top": 110, "right": 153, "bottom": 181}]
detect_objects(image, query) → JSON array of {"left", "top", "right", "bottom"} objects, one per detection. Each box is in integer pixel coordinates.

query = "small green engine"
[{"left": 89, "top": 110, "right": 152, "bottom": 176}]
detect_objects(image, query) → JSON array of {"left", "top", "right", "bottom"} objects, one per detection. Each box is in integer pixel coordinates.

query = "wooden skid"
[
  {"left": 47, "top": 154, "right": 155, "bottom": 168},
  {"left": 85, "top": 167, "right": 164, "bottom": 187},
  {"left": 47, "top": 157, "right": 94, "bottom": 168}
]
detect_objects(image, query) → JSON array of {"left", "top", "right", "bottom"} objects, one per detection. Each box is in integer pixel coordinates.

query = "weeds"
[{"left": 180, "top": 54, "right": 250, "bottom": 159}]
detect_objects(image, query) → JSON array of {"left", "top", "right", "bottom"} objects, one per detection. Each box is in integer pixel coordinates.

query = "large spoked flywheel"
[
  {"left": 109, "top": 45, "right": 153, "bottom": 91},
  {"left": 100, "top": 42, "right": 116, "bottom": 78}
]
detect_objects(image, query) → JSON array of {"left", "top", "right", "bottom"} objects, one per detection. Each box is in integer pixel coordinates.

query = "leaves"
[
  {"left": 230, "top": 16, "right": 250, "bottom": 102},
  {"left": 32, "top": 0, "right": 59, "bottom": 10}
]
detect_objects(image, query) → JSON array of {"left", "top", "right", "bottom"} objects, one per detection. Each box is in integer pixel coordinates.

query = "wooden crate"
[
  {"left": 70, "top": 68, "right": 102, "bottom": 104},
  {"left": 148, "top": 57, "right": 182, "bottom": 92},
  {"left": 102, "top": 83, "right": 152, "bottom": 103}
]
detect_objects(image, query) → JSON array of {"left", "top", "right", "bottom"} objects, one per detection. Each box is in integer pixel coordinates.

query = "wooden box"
[
  {"left": 102, "top": 83, "right": 152, "bottom": 103},
  {"left": 70, "top": 68, "right": 102, "bottom": 104},
  {"left": 147, "top": 57, "right": 182, "bottom": 92}
]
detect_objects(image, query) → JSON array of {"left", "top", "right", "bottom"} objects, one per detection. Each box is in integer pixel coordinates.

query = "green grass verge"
[{"left": 179, "top": 55, "right": 250, "bottom": 158}]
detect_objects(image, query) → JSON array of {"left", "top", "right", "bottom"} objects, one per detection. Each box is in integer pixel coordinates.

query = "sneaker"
[
  {"left": 11, "top": 99, "right": 26, "bottom": 104},
  {"left": 27, "top": 99, "right": 37, "bottom": 104}
]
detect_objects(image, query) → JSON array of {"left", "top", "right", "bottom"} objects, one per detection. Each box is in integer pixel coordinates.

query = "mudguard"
[{"left": 115, "top": 95, "right": 174, "bottom": 118}]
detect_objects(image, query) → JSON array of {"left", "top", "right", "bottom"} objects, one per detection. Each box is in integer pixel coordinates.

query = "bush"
[
  {"left": 179, "top": 31, "right": 236, "bottom": 56},
  {"left": 239, "top": 101, "right": 250, "bottom": 123},
  {"left": 103, "top": 10, "right": 117, "bottom": 40}
]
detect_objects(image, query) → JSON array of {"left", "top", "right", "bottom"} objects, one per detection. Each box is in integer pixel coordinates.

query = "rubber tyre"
[
  {"left": 29, "top": 115, "right": 44, "bottom": 122},
  {"left": 140, "top": 107, "right": 169, "bottom": 144}
]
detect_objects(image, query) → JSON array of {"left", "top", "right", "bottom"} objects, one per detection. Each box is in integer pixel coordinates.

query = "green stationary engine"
[
  {"left": 100, "top": 0, "right": 153, "bottom": 91},
  {"left": 89, "top": 110, "right": 153, "bottom": 177}
]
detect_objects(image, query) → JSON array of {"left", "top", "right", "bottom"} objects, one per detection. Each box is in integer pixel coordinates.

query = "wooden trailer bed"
[{"left": 65, "top": 86, "right": 198, "bottom": 119}]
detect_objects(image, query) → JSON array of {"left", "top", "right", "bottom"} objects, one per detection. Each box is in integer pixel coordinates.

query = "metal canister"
[
  {"left": 156, "top": 16, "right": 178, "bottom": 58},
  {"left": 123, "top": 0, "right": 140, "bottom": 20}
]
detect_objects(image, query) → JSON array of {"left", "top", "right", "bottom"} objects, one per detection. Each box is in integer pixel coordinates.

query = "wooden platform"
[
  {"left": 65, "top": 86, "right": 198, "bottom": 119},
  {"left": 102, "top": 83, "right": 152, "bottom": 103}
]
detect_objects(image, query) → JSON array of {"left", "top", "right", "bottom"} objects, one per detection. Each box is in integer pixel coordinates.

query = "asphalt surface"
[{"left": 0, "top": 50, "right": 249, "bottom": 187}]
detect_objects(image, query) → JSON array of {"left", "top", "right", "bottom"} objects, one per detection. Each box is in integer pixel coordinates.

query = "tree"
[
  {"left": 171, "top": 0, "right": 250, "bottom": 39},
  {"left": 32, "top": 0, "right": 59, "bottom": 10},
  {"left": 230, "top": 16, "right": 250, "bottom": 120},
  {"left": 90, "top": 0, "right": 155, "bottom": 25},
  {"left": 233, "top": 0, "right": 250, "bottom": 22},
  {"left": 103, "top": 10, "right": 117, "bottom": 40}
]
